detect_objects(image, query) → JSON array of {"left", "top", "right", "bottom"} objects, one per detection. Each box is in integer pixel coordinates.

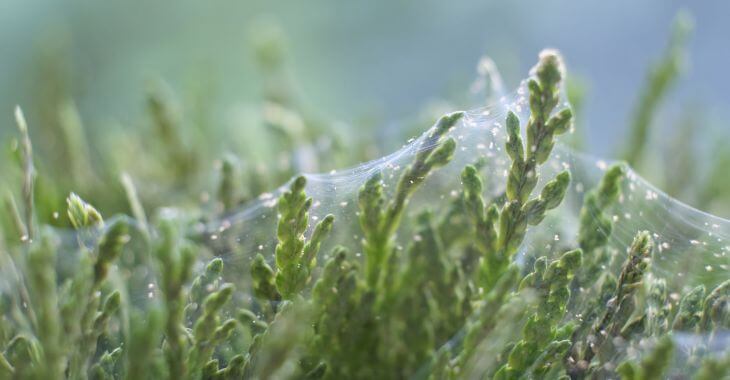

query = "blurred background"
[{"left": 1, "top": 0, "right": 729, "bottom": 224}]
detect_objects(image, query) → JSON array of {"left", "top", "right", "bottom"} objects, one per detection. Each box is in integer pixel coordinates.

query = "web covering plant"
[{"left": 0, "top": 48, "right": 728, "bottom": 380}]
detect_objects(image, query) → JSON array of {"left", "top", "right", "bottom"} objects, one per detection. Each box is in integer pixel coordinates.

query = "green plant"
[{"left": 0, "top": 42, "right": 727, "bottom": 380}]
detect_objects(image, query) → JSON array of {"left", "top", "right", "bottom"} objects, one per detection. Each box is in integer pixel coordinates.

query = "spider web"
[{"left": 0, "top": 54, "right": 727, "bottom": 377}]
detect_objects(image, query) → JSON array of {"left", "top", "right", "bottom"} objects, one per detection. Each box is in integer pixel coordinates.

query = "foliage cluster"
[{"left": 0, "top": 14, "right": 728, "bottom": 380}]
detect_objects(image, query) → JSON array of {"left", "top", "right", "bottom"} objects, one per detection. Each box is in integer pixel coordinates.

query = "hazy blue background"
[{"left": 1, "top": 0, "right": 728, "bottom": 157}]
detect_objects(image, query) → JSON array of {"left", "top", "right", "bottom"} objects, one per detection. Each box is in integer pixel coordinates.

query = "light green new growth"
[
  {"left": 275, "top": 176, "right": 335, "bottom": 299},
  {"left": 64, "top": 195, "right": 129, "bottom": 380},
  {"left": 463, "top": 50, "right": 572, "bottom": 290},
  {"left": 66, "top": 193, "right": 103, "bottom": 230},
  {"left": 358, "top": 111, "right": 462, "bottom": 287}
]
